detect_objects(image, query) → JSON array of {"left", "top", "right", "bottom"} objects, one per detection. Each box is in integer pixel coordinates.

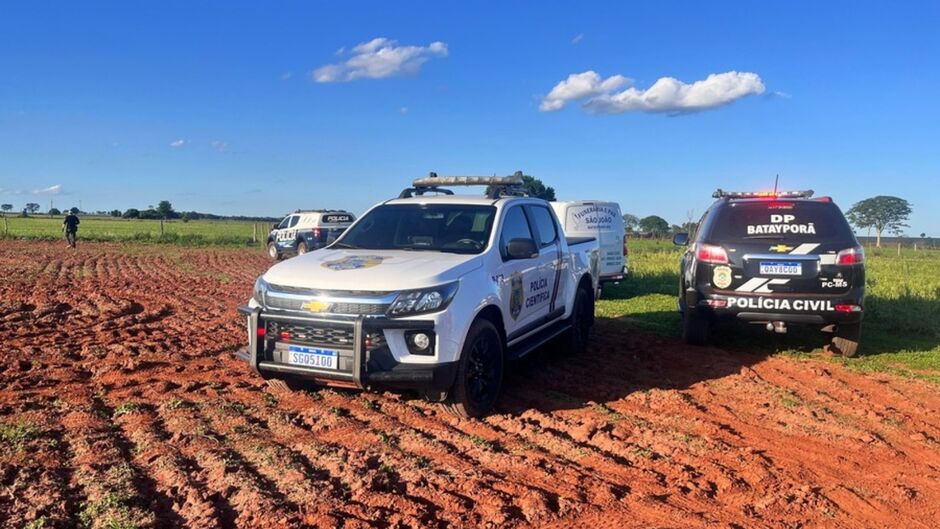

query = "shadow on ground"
[{"left": 497, "top": 267, "right": 940, "bottom": 414}]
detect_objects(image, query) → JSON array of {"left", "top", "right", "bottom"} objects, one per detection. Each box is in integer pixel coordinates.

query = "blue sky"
[{"left": 1, "top": 1, "right": 938, "bottom": 234}]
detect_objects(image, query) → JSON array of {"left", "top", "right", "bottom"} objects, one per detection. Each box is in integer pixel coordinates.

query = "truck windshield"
[{"left": 334, "top": 204, "right": 497, "bottom": 254}]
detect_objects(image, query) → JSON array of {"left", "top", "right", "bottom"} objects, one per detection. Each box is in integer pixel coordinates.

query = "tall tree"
[
  {"left": 484, "top": 174, "right": 555, "bottom": 200},
  {"left": 25, "top": 202, "right": 40, "bottom": 214},
  {"left": 521, "top": 175, "right": 555, "bottom": 201},
  {"left": 156, "top": 200, "right": 175, "bottom": 219},
  {"left": 0, "top": 204, "right": 12, "bottom": 214},
  {"left": 639, "top": 215, "right": 670, "bottom": 238},
  {"left": 622, "top": 213, "right": 640, "bottom": 233},
  {"left": 846, "top": 196, "right": 912, "bottom": 247}
]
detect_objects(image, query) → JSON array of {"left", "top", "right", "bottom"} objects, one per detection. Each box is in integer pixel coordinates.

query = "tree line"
[
  {"left": 0, "top": 200, "right": 278, "bottom": 223},
  {"left": 622, "top": 195, "right": 916, "bottom": 246}
]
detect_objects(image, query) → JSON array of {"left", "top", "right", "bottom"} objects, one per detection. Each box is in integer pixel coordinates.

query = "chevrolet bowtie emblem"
[
  {"left": 769, "top": 244, "right": 794, "bottom": 253},
  {"left": 301, "top": 300, "right": 332, "bottom": 313}
]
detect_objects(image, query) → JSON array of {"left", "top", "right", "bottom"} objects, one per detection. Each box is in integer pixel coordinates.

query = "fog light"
[
  {"left": 405, "top": 331, "right": 435, "bottom": 355},
  {"left": 412, "top": 333, "right": 430, "bottom": 350}
]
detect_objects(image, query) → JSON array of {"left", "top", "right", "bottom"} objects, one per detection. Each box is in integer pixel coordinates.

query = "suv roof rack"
[
  {"left": 713, "top": 189, "right": 814, "bottom": 199},
  {"left": 292, "top": 209, "right": 350, "bottom": 214},
  {"left": 399, "top": 171, "right": 527, "bottom": 199}
]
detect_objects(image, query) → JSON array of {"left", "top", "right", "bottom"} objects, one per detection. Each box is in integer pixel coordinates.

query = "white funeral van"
[{"left": 551, "top": 200, "right": 627, "bottom": 284}]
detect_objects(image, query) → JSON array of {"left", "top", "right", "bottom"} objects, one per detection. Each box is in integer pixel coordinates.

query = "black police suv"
[{"left": 673, "top": 190, "right": 865, "bottom": 356}]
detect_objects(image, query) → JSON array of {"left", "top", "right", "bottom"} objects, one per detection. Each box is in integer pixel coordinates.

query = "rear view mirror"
[
  {"left": 673, "top": 233, "right": 689, "bottom": 246},
  {"left": 506, "top": 238, "right": 538, "bottom": 260}
]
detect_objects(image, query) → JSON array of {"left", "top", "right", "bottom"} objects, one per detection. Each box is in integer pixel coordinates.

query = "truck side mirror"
[
  {"left": 506, "top": 238, "right": 539, "bottom": 260},
  {"left": 272, "top": 223, "right": 279, "bottom": 230},
  {"left": 673, "top": 233, "right": 689, "bottom": 246}
]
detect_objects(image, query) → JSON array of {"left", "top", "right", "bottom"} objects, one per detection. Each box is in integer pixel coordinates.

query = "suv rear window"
[{"left": 707, "top": 201, "right": 855, "bottom": 243}]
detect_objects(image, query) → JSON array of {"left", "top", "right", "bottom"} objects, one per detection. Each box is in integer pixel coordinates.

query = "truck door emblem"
[
  {"left": 322, "top": 255, "right": 388, "bottom": 271},
  {"left": 509, "top": 273, "right": 524, "bottom": 321}
]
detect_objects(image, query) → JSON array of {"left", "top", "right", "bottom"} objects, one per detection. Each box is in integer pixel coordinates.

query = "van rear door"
[{"left": 555, "top": 202, "right": 624, "bottom": 280}]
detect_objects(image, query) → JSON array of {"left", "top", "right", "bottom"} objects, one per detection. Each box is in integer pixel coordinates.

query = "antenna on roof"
[{"left": 773, "top": 174, "right": 779, "bottom": 195}]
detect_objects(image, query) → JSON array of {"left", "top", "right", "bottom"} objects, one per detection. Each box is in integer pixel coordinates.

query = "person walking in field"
[{"left": 63, "top": 208, "right": 80, "bottom": 248}]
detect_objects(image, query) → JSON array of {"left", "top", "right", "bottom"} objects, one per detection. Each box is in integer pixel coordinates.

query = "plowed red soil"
[{"left": 2, "top": 241, "right": 939, "bottom": 529}]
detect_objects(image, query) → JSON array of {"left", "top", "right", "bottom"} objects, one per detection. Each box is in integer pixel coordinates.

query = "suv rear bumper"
[
  {"left": 237, "top": 305, "right": 458, "bottom": 392},
  {"left": 684, "top": 289, "right": 864, "bottom": 325}
]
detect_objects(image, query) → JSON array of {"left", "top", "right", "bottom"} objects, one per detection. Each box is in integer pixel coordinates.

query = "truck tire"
[
  {"left": 297, "top": 241, "right": 308, "bottom": 255},
  {"left": 267, "top": 242, "right": 282, "bottom": 261},
  {"left": 682, "top": 308, "right": 710, "bottom": 346},
  {"left": 444, "top": 319, "right": 504, "bottom": 419},
  {"left": 827, "top": 323, "right": 861, "bottom": 357},
  {"left": 562, "top": 286, "right": 594, "bottom": 355}
]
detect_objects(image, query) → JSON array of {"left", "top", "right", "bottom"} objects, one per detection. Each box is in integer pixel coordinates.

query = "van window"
[
  {"left": 529, "top": 206, "right": 558, "bottom": 247},
  {"left": 288, "top": 215, "right": 300, "bottom": 228},
  {"left": 277, "top": 216, "right": 291, "bottom": 229}
]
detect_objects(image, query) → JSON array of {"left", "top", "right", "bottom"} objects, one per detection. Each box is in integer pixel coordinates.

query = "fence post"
[
  {"left": 2, "top": 215, "right": 7, "bottom": 235},
  {"left": 160, "top": 218, "right": 165, "bottom": 237},
  {"left": 897, "top": 242, "right": 901, "bottom": 257},
  {"left": 252, "top": 223, "right": 257, "bottom": 243}
]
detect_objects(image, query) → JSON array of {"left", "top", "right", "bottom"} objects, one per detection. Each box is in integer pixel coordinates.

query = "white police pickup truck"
[
  {"left": 239, "top": 173, "right": 600, "bottom": 417},
  {"left": 266, "top": 210, "right": 355, "bottom": 260}
]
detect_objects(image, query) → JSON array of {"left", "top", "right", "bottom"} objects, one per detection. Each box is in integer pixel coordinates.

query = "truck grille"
[
  {"left": 265, "top": 320, "right": 385, "bottom": 350},
  {"left": 264, "top": 297, "right": 389, "bottom": 315}
]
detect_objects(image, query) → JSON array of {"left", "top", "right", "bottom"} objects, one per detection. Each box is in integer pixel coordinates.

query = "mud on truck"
[{"left": 239, "top": 172, "right": 600, "bottom": 417}]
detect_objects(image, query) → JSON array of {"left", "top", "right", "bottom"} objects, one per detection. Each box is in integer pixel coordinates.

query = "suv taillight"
[
  {"left": 696, "top": 243, "right": 728, "bottom": 264},
  {"left": 836, "top": 246, "right": 865, "bottom": 265},
  {"left": 623, "top": 234, "right": 629, "bottom": 257},
  {"left": 312, "top": 228, "right": 321, "bottom": 239}
]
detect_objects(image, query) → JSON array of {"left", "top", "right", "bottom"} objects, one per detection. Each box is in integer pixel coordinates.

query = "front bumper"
[
  {"left": 237, "top": 305, "right": 457, "bottom": 391},
  {"left": 685, "top": 289, "right": 865, "bottom": 326}
]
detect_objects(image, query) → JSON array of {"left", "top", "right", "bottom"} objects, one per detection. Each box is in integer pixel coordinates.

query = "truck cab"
[
  {"left": 267, "top": 210, "right": 355, "bottom": 260},
  {"left": 239, "top": 173, "right": 600, "bottom": 417}
]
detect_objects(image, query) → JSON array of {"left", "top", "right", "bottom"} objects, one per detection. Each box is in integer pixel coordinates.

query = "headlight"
[
  {"left": 388, "top": 282, "right": 459, "bottom": 317},
  {"left": 253, "top": 277, "right": 269, "bottom": 304}
]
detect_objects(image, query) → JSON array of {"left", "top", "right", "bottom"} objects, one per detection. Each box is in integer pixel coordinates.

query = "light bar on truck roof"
[
  {"left": 399, "top": 171, "right": 527, "bottom": 199},
  {"left": 712, "top": 189, "right": 814, "bottom": 199},
  {"left": 412, "top": 171, "right": 524, "bottom": 188}
]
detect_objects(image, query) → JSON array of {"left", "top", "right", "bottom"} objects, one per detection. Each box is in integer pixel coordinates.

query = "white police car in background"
[
  {"left": 240, "top": 173, "right": 600, "bottom": 417},
  {"left": 267, "top": 210, "right": 355, "bottom": 260}
]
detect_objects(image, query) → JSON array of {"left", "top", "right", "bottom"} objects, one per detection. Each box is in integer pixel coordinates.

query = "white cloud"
[
  {"left": 169, "top": 139, "right": 186, "bottom": 148},
  {"left": 539, "top": 71, "right": 631, "bottom": 112},
  {"left": 210, "top": 140, "right": 229, "bottom": 152},
  {"left": 541, "top": 70, "right": 765, "bottom": 115},
  {"left": 281, "top": 71, "right": 293, "bottom": 80},
  {"left": 399, "top": 106, "right": 409, "bottom": 114},
  {"left": 312, "top": 38, "right": 448, "bottom": 83},
  {"left": 571, "top": 33, "right": 584, "bottom": 45},
  {"left": 32, "top": 184, "right": 62, "bottom": 195}
]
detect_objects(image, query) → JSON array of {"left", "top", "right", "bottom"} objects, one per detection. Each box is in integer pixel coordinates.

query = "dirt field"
[{"left": 2, "top": 241, "right": 939, "bottom": 529}]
